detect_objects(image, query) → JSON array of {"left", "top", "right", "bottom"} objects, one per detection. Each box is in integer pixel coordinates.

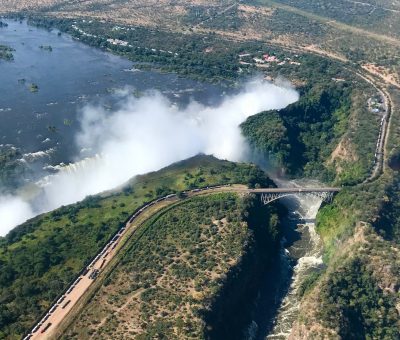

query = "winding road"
[
  {"left": 23, "top": 63, "right": 392, "bottom": 340},
  {"left": 24, "top": 63, "right": 391, "bottom": 340},
  {"left": 354, "top": 70, "right": 393, "bottom": 182},
  {"left": 23, "top": 6, "right": 397, "bottom": 336}
]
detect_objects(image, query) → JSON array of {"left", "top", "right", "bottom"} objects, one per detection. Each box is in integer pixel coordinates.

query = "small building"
[
  {"left": 239, "top": 53, "right": 251, "bottom": 58},
  {"left": 253, "top": 57, "right": 265, "bottom": 64}
]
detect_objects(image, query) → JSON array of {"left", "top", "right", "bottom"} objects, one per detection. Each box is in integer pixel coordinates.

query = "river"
[
  {"left": 267, "top": 195, "right": 324, "bottom": 339},
  {"left": 0, "top": 19, "right": 226, "bottom": 170},
  {"left": 245, "top": 179, "right": 326, "bottom": 340}
]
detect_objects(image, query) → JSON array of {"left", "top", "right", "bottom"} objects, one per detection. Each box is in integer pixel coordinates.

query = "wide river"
[{"left": 0, "top": 19, "right": 226, "bottom": 168}]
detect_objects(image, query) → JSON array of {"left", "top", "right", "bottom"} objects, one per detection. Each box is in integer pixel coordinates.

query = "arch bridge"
[{"left": 245, "top": 187, "right": 340, "bottom": 205}]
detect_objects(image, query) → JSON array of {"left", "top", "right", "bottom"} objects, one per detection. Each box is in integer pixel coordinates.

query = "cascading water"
[
  {"left": 266, "top": 193, "right": 324, "bottom": 339},
  {"left": 245, "top": 179, "right": 326, "bottom": 340},
  {"left": 36, "top": 154, "right": 102, "bottom": 187}
]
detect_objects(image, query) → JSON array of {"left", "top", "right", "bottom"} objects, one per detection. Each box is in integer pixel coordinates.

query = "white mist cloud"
[
  {"left": 0, "top": 196, "right": 35, "bottom": 235},
  {"left": 0, "top": 80, "right": 298, "bottom": 235}
]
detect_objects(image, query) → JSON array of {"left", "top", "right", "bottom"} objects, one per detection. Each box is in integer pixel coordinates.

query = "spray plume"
[{"left": 0, "top": 80, "right": 298, "bottom": 235}]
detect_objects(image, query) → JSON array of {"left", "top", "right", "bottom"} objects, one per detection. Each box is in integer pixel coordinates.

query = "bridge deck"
[{"left": 245, "top": 187, "right": 340, "bottom": 194}]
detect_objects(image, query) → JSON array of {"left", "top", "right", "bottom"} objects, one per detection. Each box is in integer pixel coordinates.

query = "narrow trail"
[
  {"left": 193, "top": 1, "right": 239, "bottom": 28},
  {"left": 189, "top": 3, "right": 394, "bottom": 183},
  {"left": 24, "top": 185, "right": 339, "bottom": 339},
  {"left": 342, "top": 0, "right": 400, "bottom": 13},
  {"left": 26, "top": 55, "right": 392, "bottom": 340},
  {"left": 8, "top": 4, "right": 398, "bottom": 340},
  {"left": 94, "top": 288, "right": 145, "bottom": 334},
  {"left": 23, "top": 19, "right": 396, "bottom": 340}
]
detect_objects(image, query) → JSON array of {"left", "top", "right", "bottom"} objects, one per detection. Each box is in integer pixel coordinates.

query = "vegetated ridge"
[
  {"left": 59, "top": 193, "right": 282, "bottom": 339},
  {"left": 0, "top": 155, "right": 271, "bottom": 339}
]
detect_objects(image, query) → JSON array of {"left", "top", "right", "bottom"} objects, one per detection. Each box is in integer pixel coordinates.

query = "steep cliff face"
[
  {"left": 204, "top": 198, "right": 283, "bottom": 340},
  {"left": 59, "top": 193, "right": 283, "bottom": 339},
  {"left": 284, "top": 86, "right": 400, "bottom": 338},
  {"left": 290, "top": 225, "right": 400, "bottom": 339}
]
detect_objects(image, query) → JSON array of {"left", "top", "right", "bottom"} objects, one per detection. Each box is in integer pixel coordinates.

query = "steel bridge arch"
[{"left": 259, "top": 191, "right": 334, "bottom": 205}]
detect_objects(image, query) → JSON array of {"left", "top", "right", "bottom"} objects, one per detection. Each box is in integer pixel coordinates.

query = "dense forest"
[
  {"left": 318, "top": 256, "right": 399, "bottom": 339},
  {"left": 373, "top": 176, "right": 400, "bottom": 243},
  {"left": 241, "top": 56, "right": 381, "bottom": 185},
  {"left": 242, "top": 82, "right": 351, "bottom": 181},
  {"left": 0, "top": 10, "right": 398, "bottom": 339},
  {"left": 24, "top": 15, "right": 377, "bottom": 86},
  {"left": 298, "top": 162, "right": 400, "bottom": 338},
  {"left": 290, "top": 172, "right": 400, "bottom": 338},
  {"left": 27, "top": 16, "right": 244, "bottom": 83},
  {"left": 18, "top": 16, "right": 382, "bottom": 186}
]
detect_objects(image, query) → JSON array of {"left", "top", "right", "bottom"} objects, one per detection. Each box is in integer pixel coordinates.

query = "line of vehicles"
[
  {"left": 127, "top": 193, "right": 176, "bottom": 224},
  {"left": 373, "top": 115, "right": 387, "bottom": 161},
  {"left": 23, "top": 185, "right": 226, "bottom": 339},
  {"left": 373, "top": 89, "right": 389, "bottom": 165},
  {"left": 23, "top": 271, "right": 89, "bottom": 339}
]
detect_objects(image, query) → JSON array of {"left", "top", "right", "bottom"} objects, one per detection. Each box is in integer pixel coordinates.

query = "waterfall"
[{"left": 36, "top": 154, "right": 102, "bottom": 188}]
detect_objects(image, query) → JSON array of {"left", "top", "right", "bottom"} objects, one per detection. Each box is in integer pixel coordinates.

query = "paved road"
[
  {"left": 25, "top": 185, "right": 242, "bottom": 339},
  {"left": 20, "top": 5, "right": 395, "bottom": 339},
  {"left": 27, "top": 193, "right": 180, "bottom": 340},
  {"left": 245, "top": 187, "right": 340, "bottom": 193},
  {"left": 354, "top": 70, "right": 392, "bottom": 182},
  {"left": 24, "top": 184, "right": 340, "bottom": 339},
  {"left": 23, "top": 54, "right": 387, "bottom": 340}
]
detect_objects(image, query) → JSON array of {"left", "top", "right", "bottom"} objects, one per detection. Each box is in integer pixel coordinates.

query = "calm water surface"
[{"left": 0, "top": 19, "right": 226, "bottom": 169}]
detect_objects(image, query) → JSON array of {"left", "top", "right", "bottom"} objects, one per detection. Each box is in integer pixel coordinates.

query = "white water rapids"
[
  {"left": 267, "top": 193, "right": 324, "bottom": 339},
  {"left": 245, "top": 179, "right": 326, "bottom": 340}
]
